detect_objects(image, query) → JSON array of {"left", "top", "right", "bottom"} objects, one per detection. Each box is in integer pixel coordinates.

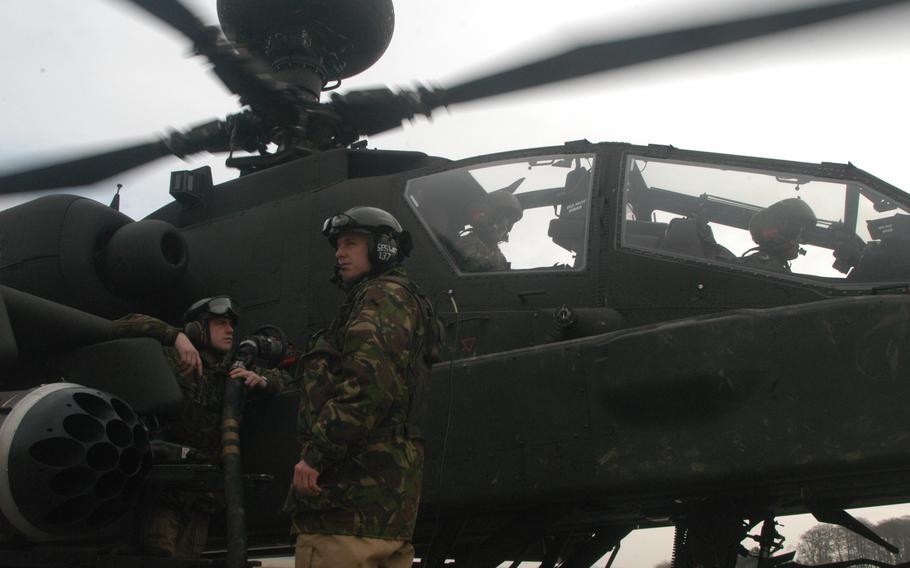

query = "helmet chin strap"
[
  {"left": 330, "top": 264, "right": 345, "bottom": 288},
  {"left": 331, "top": 262, "right": 390, "bottom": 291},
  {"left": 331, "top": 263, "right": 367, "bottom": 290}
]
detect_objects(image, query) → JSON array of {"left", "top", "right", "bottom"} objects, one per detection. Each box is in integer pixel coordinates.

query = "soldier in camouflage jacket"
[
  {"left": 113, "top": 297, "right": 286, "bottom": 558},
  {"left": 287, "top": 207, "right": 443, "bottom": 568}
]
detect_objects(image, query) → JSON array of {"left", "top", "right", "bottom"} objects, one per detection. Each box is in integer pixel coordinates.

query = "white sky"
[{"left": 4, "top": 1, "right": 910, "bottom": 566}]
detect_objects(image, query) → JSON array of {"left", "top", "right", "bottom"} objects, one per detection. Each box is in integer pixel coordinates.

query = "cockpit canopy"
[
  {"left": 405, "top": 153, "right": 596, "bottom": 273},
  {"left": 405, "top": 147, "right": 910, "bottom": 285},
  {"left": 622, "top": 155, "right": 910, "bottom": 282}
]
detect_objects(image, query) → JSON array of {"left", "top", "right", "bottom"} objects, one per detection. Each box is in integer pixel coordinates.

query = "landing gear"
[
  {"left": 418, "top": 509, "right": 630, "bottom": 568},
  {"left": 671, "top": 502, "right": 753, "bottom": 568},
  {"left": 669, "top": 501, "right": 903, "bottom": 568}
]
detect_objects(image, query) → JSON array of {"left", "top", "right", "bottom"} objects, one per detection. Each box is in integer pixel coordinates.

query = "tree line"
[
  {"left": 796, "top": 516, "right": 910, "bottom": 565},
  {"left": 650, "top": 516, "right": 910, "bottom": 568}
]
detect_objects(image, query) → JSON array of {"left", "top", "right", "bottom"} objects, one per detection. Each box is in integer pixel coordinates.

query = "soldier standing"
[
  {"left": 113, "top": 296, "right": 286, "bottom": 558},
  {"left": 286, "top": 207, "right": 443, "bottom": 568}
]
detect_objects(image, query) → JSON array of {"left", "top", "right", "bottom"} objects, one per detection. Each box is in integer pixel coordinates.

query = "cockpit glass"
[
  {"left": 405, "top": 153, "right": 596, "bottom": 273},
  {"left": 621, "top": 155, "right": 910, "bottom": 282}
]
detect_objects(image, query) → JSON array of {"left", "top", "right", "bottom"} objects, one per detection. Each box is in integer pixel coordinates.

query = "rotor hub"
[{"left": 217, "top": 0, "right": 394, "bottom": 95}]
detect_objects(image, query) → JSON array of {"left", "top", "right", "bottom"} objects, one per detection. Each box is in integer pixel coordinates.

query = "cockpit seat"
[
  {"left": 623, "top": 220, "right": 668, "bottom": 249},
  {"left": 659, "top": 217, "right": 736, "bottom": 261}
]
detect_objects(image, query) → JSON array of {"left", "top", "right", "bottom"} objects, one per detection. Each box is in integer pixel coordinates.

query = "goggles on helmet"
[
  {"left": 184, "top": 296, "right": 239, "bottom": 324},
  {"left": 323, "top": 213, "right": 368, "bottom": 238}
]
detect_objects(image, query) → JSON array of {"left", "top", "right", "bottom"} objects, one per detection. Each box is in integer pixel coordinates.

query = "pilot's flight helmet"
[
  {"left": 183, "top": 295, "right": 240, "bottom": 325},
  {"left": 472, "top": 189, "right": 524, "bottom": 228},
  {"left": 486, "top": 190, "right": 524, "bottom": 224},
  {"left": 182, "top": 295, "right": 239, "bottom": 349},
  {"left": 749, "top": 198, "right": 817, "bottom": 258},
  {"left": 322, "top": 206, "right": 413, "bottom": 269}
]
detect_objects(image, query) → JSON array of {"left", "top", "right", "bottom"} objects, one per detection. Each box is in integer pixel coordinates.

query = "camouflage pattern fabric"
[
  {"left": 161, "top": 350, "right": 285, "bottom": 459},
  {"left": 286, "top": 266, "right": 443, "bottom": 541},
  {"left": 112, "top": 313, "right": 287, "bottom": 556},
  {"left": 111, "top": 313, "right": 181, "bottom": 346},
  {"left": 453, "top": 232, "right": 510, "bottom": 272},
  {"left": 162, "top": 347, "right": 230, "bottom": 462},
  {"left": 112, "top": 314, "right": 286, "bottom": 460}
]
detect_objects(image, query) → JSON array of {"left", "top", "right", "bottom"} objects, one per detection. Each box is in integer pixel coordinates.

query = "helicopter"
[{"left": 3, "top": 0, "right": 910, "bottom": 567}]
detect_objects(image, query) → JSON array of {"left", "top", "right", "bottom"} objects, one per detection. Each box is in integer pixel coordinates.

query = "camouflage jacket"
[
  {"left": 111, "top": 314, "right": 286, "bottom": 463},
  {"left": 286, "top": 266, "right": 443, "bottom": 541},
  {"left": 453, "top": 232, "right": 509, "bottom": 272}
]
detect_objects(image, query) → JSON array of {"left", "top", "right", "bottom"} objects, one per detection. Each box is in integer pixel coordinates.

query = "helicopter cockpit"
[
  {"left": 405, "top": 153, "right": 596, "bottom": 273},
  {"left": 621, "top": 155, "right": 910, "bottom": 283}
]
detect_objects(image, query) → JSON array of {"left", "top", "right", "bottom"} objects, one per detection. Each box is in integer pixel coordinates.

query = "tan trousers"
[{"left": 295, "top": 533, "right": 414, "bottom": 568}]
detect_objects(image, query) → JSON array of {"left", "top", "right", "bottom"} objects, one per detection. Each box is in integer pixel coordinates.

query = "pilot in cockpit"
[
  {"left": 453, "top": 189, "right": 524, "bottom": 272},
  {"left": 741, "top": 197, "right": 817, "bottom": 272}
]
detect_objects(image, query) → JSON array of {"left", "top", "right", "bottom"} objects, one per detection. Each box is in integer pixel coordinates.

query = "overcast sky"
[
  {"left": 4, "top": 1, "right": 910, "bottom": 566},
  {"left": 3, "top": 0, "right": 910, "bottom": 217}
]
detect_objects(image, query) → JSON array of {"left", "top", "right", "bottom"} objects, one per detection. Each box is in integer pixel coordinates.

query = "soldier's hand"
[
  {"left": 229, "top": 367, "right": 269, "bottom": 389},
  {"left": 292, "top": 459, "right": 321, "bottom": 496},
  {"left": 175, "top": 332, "right": 203, "bottom": 376}
]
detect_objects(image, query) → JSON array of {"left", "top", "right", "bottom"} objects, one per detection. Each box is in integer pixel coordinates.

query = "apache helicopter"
[{"left": 2, "top": 0, "right": 910, "bottom": 567}]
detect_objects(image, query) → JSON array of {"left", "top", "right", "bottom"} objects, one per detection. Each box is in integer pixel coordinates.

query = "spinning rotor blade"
[
  {"left": 441, "top": 0, "right": 909, "bottom": 106},
  {"left": 0, "top": 0, "right": 292, "bottom": 196},
  {"left": 124, "top": 0, "right": 210, "bottom": 46},
  {"left": 125, "top": 0, "right": 213, "bottom": 48},
  {"left": 4, "top": 0, "right": 906, "bottom": 195},
  {"left": 0, "top": 0, "right": 286, "bottom": 196},
  {"left": 0, "top": 141, "right": 170, "bottom": 195},
  {"left": 332, "top": 0, "right": 909, "bottom": 140},
  {"left": 123, "top": 0, "right": 291, "bottom": 113},
  {"left": 0, "top": 120, "right": 233, "bottom": 195}
]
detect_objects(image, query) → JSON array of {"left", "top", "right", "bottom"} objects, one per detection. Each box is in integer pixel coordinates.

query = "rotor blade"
[
  {"left": 0, "top": 141, "right": 171, "bottom": 194},
  {"left": 442, "top": 0, "right": 910, "bottom": 106},
  {"left": 124, "top": 0, "right": 212, "bottom": 48},
  {"left": 0, "top": 118, "right": 234, "bottom": 195},
  {"left": 122, "top": 0, "right": 290, "bottom": 113}
]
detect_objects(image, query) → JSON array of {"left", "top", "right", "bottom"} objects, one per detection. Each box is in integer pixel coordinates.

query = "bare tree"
[
  {"left": 797, "top": 524, "right": 842, "bottom": 564},
  {"left": 872, "top": 517, "right": 910, "bottom": 563},
  {"left": 796, "top": 517, "right": 910, "bottom": 565}
]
